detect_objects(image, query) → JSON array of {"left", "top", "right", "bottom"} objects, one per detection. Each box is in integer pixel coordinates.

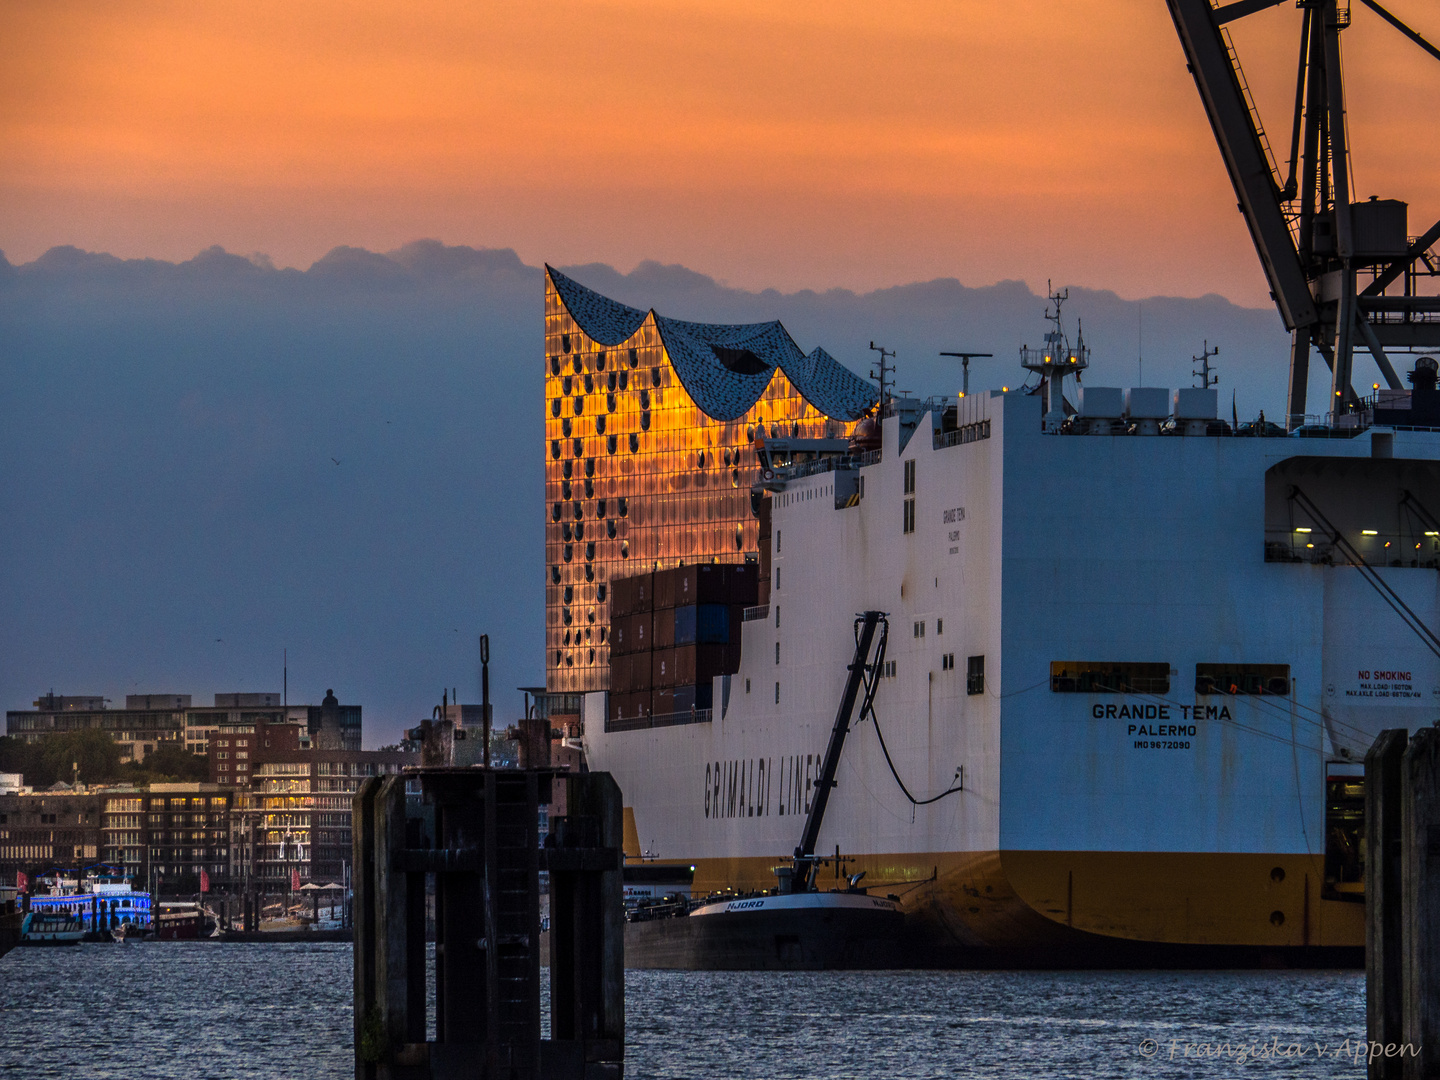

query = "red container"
[
  {"left": 651, "top": 648, "right": 678, "bottom": 689},
  {"left": 723, "top": 563, "right": 759, "bottom": 606},
  {"left": 653, "top": 608, "right": 676, "bottom": 649}
]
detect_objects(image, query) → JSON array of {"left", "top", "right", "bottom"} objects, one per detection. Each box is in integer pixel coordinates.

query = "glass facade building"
[{"left": 543, "top": 267, "right": 876, "bottom": 693}]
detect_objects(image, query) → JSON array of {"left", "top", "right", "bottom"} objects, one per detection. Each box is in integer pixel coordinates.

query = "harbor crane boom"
[{"left": 1166, "top": 0, "right": 1440, "bottom": 426}]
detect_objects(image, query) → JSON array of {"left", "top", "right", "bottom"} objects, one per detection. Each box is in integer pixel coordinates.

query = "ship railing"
[
  {"left": 741, "top": 605, "right": 770, "bottom": 623},
  {"left": 606, "top": 708, "right": 713, "bottom": 734},
  {"left": 934, "top": 418, "right": 992, "bottom": 450}
]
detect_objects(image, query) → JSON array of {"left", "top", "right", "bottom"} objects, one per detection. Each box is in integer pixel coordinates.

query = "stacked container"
[{"left": 608, "top": 563, "right": 758, "bottom": 725}]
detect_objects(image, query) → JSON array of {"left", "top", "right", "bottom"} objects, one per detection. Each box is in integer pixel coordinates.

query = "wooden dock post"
[
  {"left": 1402, "top": 728, "right": 1440, "bottom": 1080},
  {"left": 352, "top": 767, "right": 623, "bottom": 1080},
  {"left": 1367, "top": 730, "right": 1407, "bottom": 1080}
]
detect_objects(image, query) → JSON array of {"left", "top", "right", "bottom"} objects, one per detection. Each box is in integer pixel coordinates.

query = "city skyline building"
[{"left": 543, "top": 267, "right": 876, "bottom": 693}]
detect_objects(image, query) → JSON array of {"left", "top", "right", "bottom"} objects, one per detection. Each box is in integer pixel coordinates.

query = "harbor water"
[{"left": 0, "top": 944, "right": 1369, "bottom": 1077}]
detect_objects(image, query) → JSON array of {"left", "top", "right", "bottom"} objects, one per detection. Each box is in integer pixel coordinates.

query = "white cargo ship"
[{"left": 568, "top": 290, "right": 1439, "bottom": 960}]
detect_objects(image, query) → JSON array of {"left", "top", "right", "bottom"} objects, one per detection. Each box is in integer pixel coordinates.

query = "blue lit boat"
[{"left": 26, "top": 871, "right": 152, "bottom": 940}]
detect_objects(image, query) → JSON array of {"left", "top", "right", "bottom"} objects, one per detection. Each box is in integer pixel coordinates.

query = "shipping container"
[
  {"left": 651, "top": 648, "right": 678, "bottom": 689},
  {"left": 723, "top": 562, "right": 759, "bottom": 606},
  {"left": 674, "top": 643, "right": 733, "bottom": 686},
  {"left": 653, "top": 607, "right": 676, "bottom": 650}
]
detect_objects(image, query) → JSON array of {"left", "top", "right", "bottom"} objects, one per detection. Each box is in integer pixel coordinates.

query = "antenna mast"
[
  {"left": 868, "top": 341, "right": 896, "bottom": 413},
  {"left": 1193, "top": 341, "right": 1220, "bottom": 390}
]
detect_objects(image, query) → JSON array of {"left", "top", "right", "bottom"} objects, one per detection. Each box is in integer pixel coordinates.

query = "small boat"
[
  {"left": 153, "top": 902, "right": 210, "bottom": 940},
  {"left": 20, "top": 910, "right": 87, "bottom": 945}
]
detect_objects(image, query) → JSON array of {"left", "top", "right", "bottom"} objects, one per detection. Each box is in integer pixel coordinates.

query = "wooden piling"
[
  {"left": 353, "top": 767, "right": 623, "bottom": 1080},
  {"left": 1402, "top": 728, "right": 1440, "bottom": 1080},
  {"left": 1367, "top": 729, "right": 1407, "bottom": 1080}
]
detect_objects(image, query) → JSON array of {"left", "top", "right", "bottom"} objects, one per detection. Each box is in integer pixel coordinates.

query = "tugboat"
[{"left": 626, "top": 612, "right": 913, "bottom": 969}]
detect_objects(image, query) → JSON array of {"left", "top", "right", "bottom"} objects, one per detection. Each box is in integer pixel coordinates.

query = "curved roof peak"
[{"left": 546, "top": 266, "right": 876, "bottom": 422}]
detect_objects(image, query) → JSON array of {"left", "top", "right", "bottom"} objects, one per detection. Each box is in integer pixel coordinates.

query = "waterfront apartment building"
[
  {"left": 144, "top": 783, "right": 232, "bottom": 894},
  {"left": 6, "top": 689, "right": 363, "bottom": 759},
  {"left": 222, "top": 745, "right": 416, "bottom": 888},
  {"left": 0, "top": 789, "right": 105, "bottom": 885},
  {"left": 542, "top": 267, "right": 874, "bottom": 694}
]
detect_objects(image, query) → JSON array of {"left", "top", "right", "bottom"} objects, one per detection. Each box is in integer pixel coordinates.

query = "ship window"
[
  {"left": 903, "top": 459, "right": 916, "bottom": 495},
  {"left": 774, "top": 682, "right": 780, "bottom": 704},
  {"left": 967, "top": 656, "right": 985, "bottom": 695},
  {"left": 775, "top": 642, "right": 780, "bottom": 664},
  {"left": 776, "top": 530, "right": 781, "bottom": 553},
  {"left": 903, "top": 498, "right": 915, "bottom": 534},
  {"left": 1049, "top": 662, "right": 1169, "bottom": 694},
  {"left": 1195, "top": 664, "right": 1290, "bottom": 696},
  {"left": 936, "top": 619, "right": 943, "bottom": 634}
]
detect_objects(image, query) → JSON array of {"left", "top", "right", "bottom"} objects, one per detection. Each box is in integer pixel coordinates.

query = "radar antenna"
[{"left": 939, "top": 351, "right": 993, "bottom": 398}]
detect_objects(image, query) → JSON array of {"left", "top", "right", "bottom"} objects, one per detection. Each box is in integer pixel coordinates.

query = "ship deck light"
[
  {"left": 1426, "top": 531, "right": 1439, "bottom": 537},
  {"left": 1295, "top": 527, "right": 1312, "bottom": 533},
  {"left": 1362, "top": 530, "right": 1379, "bottom": 536}
]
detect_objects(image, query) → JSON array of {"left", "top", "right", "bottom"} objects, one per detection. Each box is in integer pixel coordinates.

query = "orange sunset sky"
[{"left": 2, "top": 0, "right": 1436, "bottom": 305}]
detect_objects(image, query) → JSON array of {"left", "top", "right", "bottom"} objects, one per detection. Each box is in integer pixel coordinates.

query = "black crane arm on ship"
[{"left": 786, "top": 610, "right": 887, "bottom": 893}]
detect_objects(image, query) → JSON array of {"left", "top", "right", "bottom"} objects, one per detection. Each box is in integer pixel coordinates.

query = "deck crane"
[{"left": 1166, "top": 0, "right": 1440, "bottom": 427}]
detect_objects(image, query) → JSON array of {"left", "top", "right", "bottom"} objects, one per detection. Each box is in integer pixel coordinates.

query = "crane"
[{"left": 1166, "top": 0, "right": 1440, "bottom": 427}]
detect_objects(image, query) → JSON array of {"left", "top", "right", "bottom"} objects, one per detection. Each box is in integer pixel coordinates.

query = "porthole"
[
  {"left": 574, "top": 395, "right": 584, "bottom": 415},
  {"left": 563, "top": 630, "right": 571, "bottom": 646},
  {"left": 641, "top": 411, "right": 650, "bottom": 431},
  {"left": 597, "top": 499, "right": 607, "bottom": 518},
  {"left": 587, "top": 606, "right": 596, "bottom": 624},
  {"left": 621, "top": 540, "right": 630, "bottom": 558},
  {"left": 628, "top": 348, "right": 639, "bottom": 368},
  {"left": 723, "top": 449, "right": 731, "bottom": 466},
  {"left": 555, "top": 650, "right": 563, "bottom": 665},
  {"left": 732, "top": 469, "right": 740, "bottom": 487},
  {"left": 640, "top": 389, "right": 650, "bottom": 410},
  {"left": 599, "top": 626, "right": 607, "bottom": 641},
  {"left": 584, "top": 564, "right": 594, "bottom": 582},
  {"left": 563, "top": 607, "right": 572, "bottom": 625},
  {"left": 651, "top": 367, "right": 661, "bottom": 387},
  {"left": 551, "top": 399, "right": 561, "bottom": 418},
  {"left": 575, "top": 522, "right": 585, "bottom": 541},
  {"left": 562, "top": 375, "right": 572, "bottom": 395},
  {"left": 572, "top": 501, "right": 583, "bottom": 520},
  {"left": 572, "top": 356, "right": 582, "bottom": 374},
  {"left": 562, "top": 333, "right": 571, "bottom": 354},
  {"left": 562, "top": 460, "right": 572, "bottom": 479},
  {"left": 746, "top": 425, "right": 755, "bottom": 441},
  {"left": 573, "top": 438, "right": 583, "bottom": 457},
  {"left": 589, "top": 649, "right": 596, "bottom": 663},
  {"left": 734, "top": 526, "right": 744, "bottom": 549},
  {"left": 596, "top": 351, "right": 606, "bottom": 370},
  {"left": 551, "top": 503, "right": 562, "bottom": 522},
  {"left": 628, "top": 433, "right": 640, "bottom": 453},
  {"left": 562, "top": 523, "right": 573, "bottom": 541},
  {"left": 565, "top": 653, "right": 573, "bottom": 666},
  {"left": 607, "top": 520, "right": 617, "bottom": 539},
  {"left": 550, "top": 356, "right": 561, "bottom": 376},
  {"left": 585, "top": 542, "right": 596, "bottom": 561},
  {"left": 596, "top": 415, "right": 606, "bottom": 434},
  {"left": 562, "top": 480, "right": 572, "bottom": 500},
  {"left": 697, "top": 451, "right": 706, "bottom": 468},
  {"left": 584, "top": 479, "right": 594, "bottom": 498},
  {"left": 585, "top": 458, "right": 595, "bottom": 478},
  {"left": 608, "top": 372, "right": 617, "bottom": 392},
  {"left": 562, "top": 417, "right": 572, "bottom": 437},
  {"left": 618, "top": 370, "right": 629, "bottom": 390},
  {"left": 584, "top": 374, "right": 594, "bottom": 394},
  {"left": 607, "top": 434, "right": 617, "bottom": 454},
  {"left": 550, "top": 440, "right": 561, "bottom": 460},
  {"left": 607, "top": 393, "right": 616, "bottom": 413},
  {"left": 597, "top": 583, "right": 607, "bottom": 601},
  {"left": 563, "top": 585, "right": 573, "bottom": 603},
  {"left": 618, "top": 497, "right": 628, "bottom": 517},
  {"left": 550, "top": 566, "right": 561, "bottom": 584}
]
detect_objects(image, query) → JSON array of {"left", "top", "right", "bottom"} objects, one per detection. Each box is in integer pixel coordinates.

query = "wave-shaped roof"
[{"left": 547, "top": 266, "right": 877, "bottom": 422}]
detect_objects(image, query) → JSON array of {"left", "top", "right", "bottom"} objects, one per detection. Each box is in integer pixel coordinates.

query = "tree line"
[{"left": 0, "top": 730, "right": 208, "bottom": 788}]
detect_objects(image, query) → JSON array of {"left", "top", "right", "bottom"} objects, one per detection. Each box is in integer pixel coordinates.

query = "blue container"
[
  {"left": 696, "top": 604, "right": 730, "bottom": 644},
  {"left": 674, "top": 605, "right": 697, "bottom": 646}
]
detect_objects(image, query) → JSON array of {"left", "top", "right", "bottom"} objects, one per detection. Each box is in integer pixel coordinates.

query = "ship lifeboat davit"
[{"left": 848, "top": 414, "right": 881, "bottom": 452}]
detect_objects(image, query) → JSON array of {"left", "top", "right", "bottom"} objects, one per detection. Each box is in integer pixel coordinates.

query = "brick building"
[{"left": 0, "top": 789, "right": 105, "bottom": 885}]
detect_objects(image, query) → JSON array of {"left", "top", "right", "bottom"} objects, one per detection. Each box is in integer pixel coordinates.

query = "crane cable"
[{"left": 853, "top": 616, "right": 964, "bottom": 812}]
